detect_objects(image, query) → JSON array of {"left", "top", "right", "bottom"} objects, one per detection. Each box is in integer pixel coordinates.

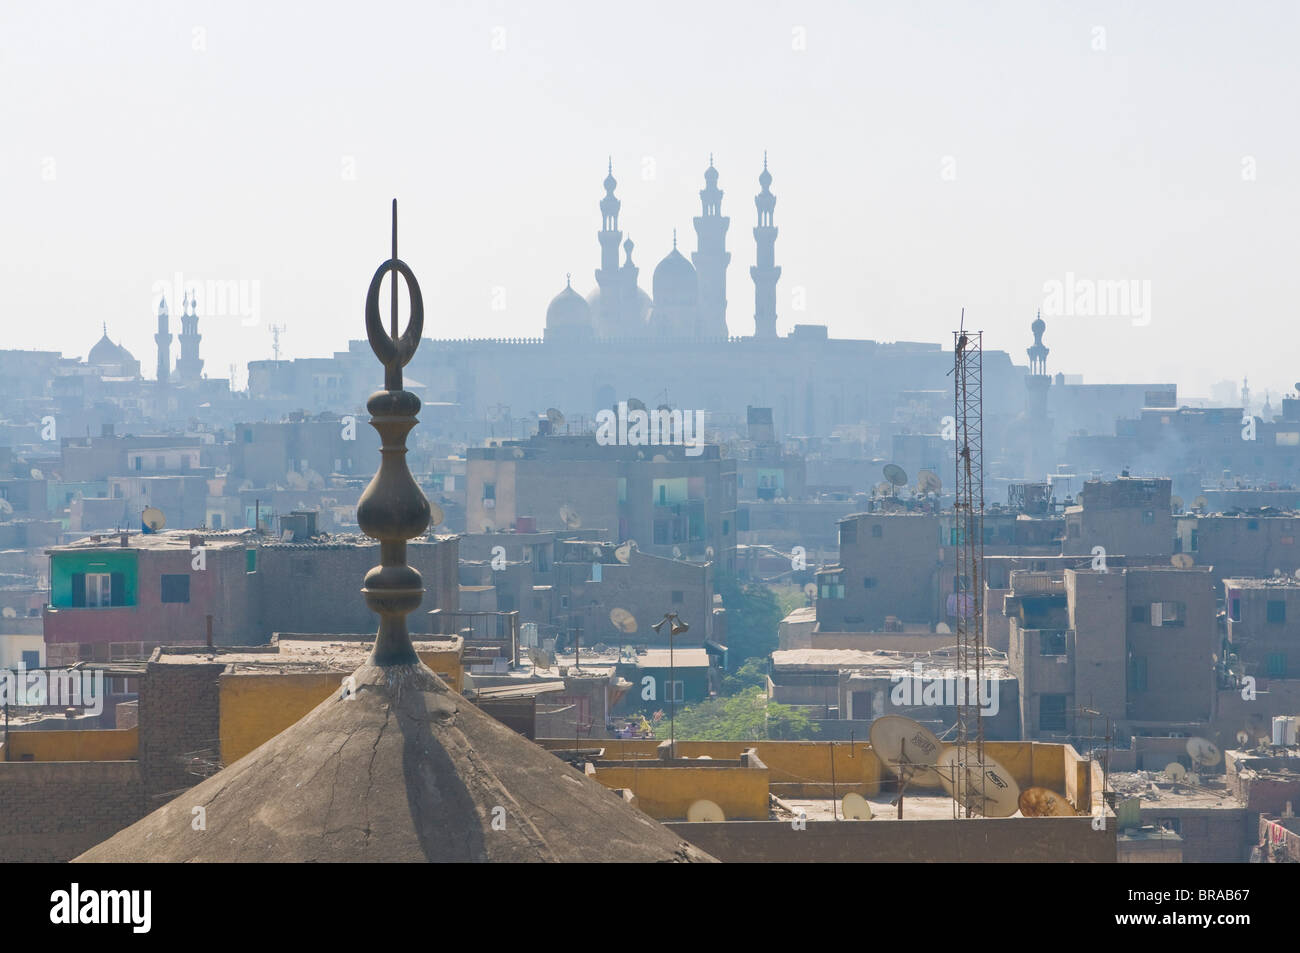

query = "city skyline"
[{"left": 3, "top": 1, "right": 1298, "bottom": 399}]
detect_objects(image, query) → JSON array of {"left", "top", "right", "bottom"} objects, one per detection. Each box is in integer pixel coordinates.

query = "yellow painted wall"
[
  {"left": 3, "top": 726, "right": 138, "bottom": 761},
  {"left": 218, "top": 650, "right": 463, "bottom": 765},
  {"left": 593, "top": 763, "right": 770, "bottom": 820},
  {"left": 220, "top": 673, "right": 343, "bottom": 765},
  {"left": 541, "top": 738, "right": 1086, "bottom": 805}
]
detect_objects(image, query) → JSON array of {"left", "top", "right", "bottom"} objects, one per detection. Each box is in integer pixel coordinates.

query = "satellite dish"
[
  {"left": 918, "top": 469, "right": 942, "bottom": 494},
  {"left": 874, "top": 482, "right": 893, "bottom": 497},
  {"left": 559, "top": 505, "right": 582, "bottom": 529},
  {"left": 1171, "top": 553, "right": 1194, "bottom": 569},
  {"left": 1164, "top": 762, "right": 1187, "bottom": 783},
  {"left": 936, "top": 749, "right": 1021, "bottom": 817},
  {"left": 512, "top": 447, "right": 525, "bottom": 459},
  {"left": 546, "top": 408, "right": 565, "bottom": 428},
  {"left": 609, "top": 608, "right": 638, "bottom": 634},
  {"left": 672, "top": 545, "right": 682, "bottom": 559},
  {"left": 1193, "top": 495, "right": 1209, "bottom": 511},
  {"left": 652, "top": 453, "right": 669, "bottom": 463},
  {"left": 1170, "top": 495, "right": 1184, "bottom": 512},
  {"left": 0, "top": 498, "right": 12, "bottom": 516},
  {"left": 1236, "top": 730, "right": 1250, "bottom": 747},
  {"left": 687, "top": 799, "right": 725, "bottom": 822},
  {"left": 1, "top": 607, "right": 15, "bottom": 619},
  {"left": 30, "top": 468, "right": 43, "bottom": 480},
  {"left": 883, "top": 464, "right": 909, "bottom": 487},
  {"left": 841, "top": 793, "right": 873, "bottom": 820},
  {"left": 869, "top": 715, "right": 944, "bottom": 788},
  {"left": 705, "top": 546, "right": 714, "bottom": 559},
  {"left": 614, "top": 542, "right": 634, "bottom": 564},
  {"left": 1018, "top": 787, "right": 1075, "bottom": 817},
  {"left": 935, "top": 622, "right": 951, "bottom": 634},
  {"left": 627, "top": 397, "right": 647, "bottom": 412},
  {"left": 804, "top": 583, "right": 817, "bottom": 599},
  {"left": 528, "top": 648, "right": 555, "bottom": 672},
  {"left": 428, "top": 502, "right": 444, "bottom": 528},
  {"left": 285, "top": 470, "right": 307, "bottom": 489},
  {"left": 1186, "top": 737, "right": 1221, "bottom": 767},
  {"left": 142, "top": 507, "right": 166, "bottom": 531}
]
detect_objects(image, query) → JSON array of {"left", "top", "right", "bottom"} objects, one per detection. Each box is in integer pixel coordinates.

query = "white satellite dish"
[
  {"left": 1164, "top": 762, "right": 1187, "bottom": 783},
  {"left": 614, "top": 542, "right": 634, "bottom": 564},
  {"left": 870, "top": 715, "right": 944, "bottom": 788},
  {"left": 841, "top": 793, "right": 873, "bottom": 820},
  {"left": 935, "top": 622, "right": 952, "bottom": 634},
  {"left": 652, "top": 453, "right": 669, "bottom": 463},
  {"left": 428, "top": 502, "right": 444, "bottom": 528},
  {"left": 30, "top": 468, "right": 43, "bottom": 480},
  {"left": 672, "top": 545, "right": 682, "bottom": 559},
  {"left": 936, "top": 748, "right": 1021, "bottom": 818},
  {"left": 705, "top": 546, "right": 714, "bottom": 559},
  {"left": 1186, "top": 737, "right": 1221, "bottom": 767},
  {"left": 609, "top": 608, "right": 638, "bottom": 634},
  {"left": 687, "top": 799, "right": 725, "bottom": 822},
  {"left": 559, "top": 505, "right": 582, "bottom": 529},
  {"left": 1236, "top": 730, "right": 1250, "bottom": 747},
  {"left": 1, "top": 607, "right": 15, "bottom": 619},
  {"left": 1171, "top": 553, "right": 1194, "bottom": 569}
]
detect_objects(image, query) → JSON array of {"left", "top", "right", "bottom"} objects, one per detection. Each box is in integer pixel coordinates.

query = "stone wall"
[{"left": 0, "top": 761, "right": 143, "bottom": 862}]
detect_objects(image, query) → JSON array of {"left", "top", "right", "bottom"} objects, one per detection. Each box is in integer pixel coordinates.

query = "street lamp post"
[{"left": 652, "top": 611, "right": 689, "bottom": 755}]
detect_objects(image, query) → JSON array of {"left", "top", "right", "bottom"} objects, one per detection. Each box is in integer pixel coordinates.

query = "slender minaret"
[
  {"left": 176, "top": 289, "right": 204, "bottom": 383},
  {"left": 155, "top": 295, "right": 172, "bottom": 384},
  {"left": 1025, "top": 312, "right": 1053, "bottom": 479},
  {"left": 692, "top": 155, "right": 730, "bottom": 338},
  {"left": 593, "top": 158, "right": 625, "bottom": 333},
  {"left": 750, "top": 153, "right": 780, "bottom": 338}
]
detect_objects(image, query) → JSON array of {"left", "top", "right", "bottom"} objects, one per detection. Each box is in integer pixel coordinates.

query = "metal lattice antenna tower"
[{"left": 952, "top": 316, "right": 985, "bottom": 818}]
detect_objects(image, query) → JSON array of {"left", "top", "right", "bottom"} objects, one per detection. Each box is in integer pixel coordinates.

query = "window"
[
  {"left": 559, "top": 595, "right": 569, "bottom": 609},
  {"left": 1151, "top": 601, "right": 1185, "bottom": 626},
  {"left": 1190, "top": 529, "right": 1199, "bottom": 551},
  {"left": 1230, "top": 598, "right": 1240, "bottom": 622},
  {"left": 21, "top": 650, "right": 40, "bottom": 669},
  {"left": 1129, "top": 656, "right": 1148, "bottom": 693},
  {"left": 246, "top": 549, "right": 257, "bottom": 573},
  {"left": 72, "top": 571, "right": 124, "bottom": 608},
  {"left": 665, "top": 680, "right": 684, "bottom": 703},
  {"left": 819, "top": 578, "right": 845, "bottom": 599},
  {"left": 160, "top": 574, "right": 190, "bottom": 603},
  {"left": 671, "top": 590, "right": 684, "bottom": 604},
  {"left": 1068, "top": 523, "right": 1080, "bottom": 538},
  {"left": 1266, "top": 653, "right": 1288, "bottom": 677},
  {"left": 1041, "top": 630, "right": 1067, "bottom": 656},
  {"left": 863, "top": 577, "right": 876, "bottom": 589},
  {"left": 1039, "top": 694, "right": 1067, "bottom": 731},
  {"left": 839, "top": 521, "right": 857, "bottom": 545},
  {"left": 871, "top": 524, "right": 882, "bottom": 539},
  {"left": 653, "top": 522, "right": 670, "bottom": 545},
  {"left": 722, "top": 520, "right": 729, "bottom": 536},
  {"left": 1267, "top": 600, "right": 1286, "bottom": 624},
  {"left": 482, "top": 482, "right": 496, "bottom": 500},
  {"left": 1131, "top": 604, "right": 1149, "bottom": 624},
  {"left": 1248, "top": 519, "right": 1259, "bottom": 531},
  {"left": 292, "top": 559, "right": 315, "bottom": 578},
  {"left": 1141, "top": 510, "right": 1155, "bottom": 525}
]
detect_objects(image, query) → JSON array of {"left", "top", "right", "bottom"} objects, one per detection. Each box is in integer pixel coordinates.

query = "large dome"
[
  {"left": 88, "top": 329, "right": 135, "bottom": 367},
  {"left": 545, "top": 280, "right": 593, "bottom": 333},
  {"left": 652, "top": 248, "right": 698, "bottom": 308}
]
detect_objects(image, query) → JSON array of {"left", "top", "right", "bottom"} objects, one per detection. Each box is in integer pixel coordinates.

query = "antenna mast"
[
  {"left": 952, "top": 314, "right": 985, "bottom": 818},
  {"left": 269, "top": 324, "right": 286, "bottom": 361}
]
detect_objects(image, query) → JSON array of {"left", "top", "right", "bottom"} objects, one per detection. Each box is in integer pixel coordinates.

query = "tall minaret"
[
  {"left": 750, "top": 153, "right": 780, "bottom": 339},
  {"left": 155, "top": 295, "right": 172, "bottom": 384},
  {"left": 176, "top": 289, "right": 204, "bottom": 383},
  {"left": 692, "top": 155, "right": 730, "bottom": 338},
  {"left": 593, "top": 159, "right": 625, "bottom": 333},
  {"left": 1025, "top": 312, "right": 1053, "bottom": 480}
]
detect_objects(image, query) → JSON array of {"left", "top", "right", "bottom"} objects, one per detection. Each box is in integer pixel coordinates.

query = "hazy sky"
[{"left": 2, "top": 1, "right": 1297, "bottom": 400}]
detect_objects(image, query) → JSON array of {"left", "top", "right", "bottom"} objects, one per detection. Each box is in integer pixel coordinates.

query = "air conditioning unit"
[{"left": 483, "top": 498, "right": 495, "bottom": 509}]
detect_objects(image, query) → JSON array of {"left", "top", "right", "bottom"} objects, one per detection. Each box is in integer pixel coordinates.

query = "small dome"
[
  {"left": 652, "top": 247, "right": 698, "bottom": 308},
  {"left": 1032, "top": 315, "right": 1046, "bottom": 336},
  {"left": 546, "top": 279, "right": 593, "bottom": 332}
]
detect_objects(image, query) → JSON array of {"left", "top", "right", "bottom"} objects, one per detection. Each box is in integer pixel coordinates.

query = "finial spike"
[
  {"left": 566, "top": 272, "right": 571, "bottom": 287},
  {"left": 672, "top": 228, "right": 677, "bottom": 250},
  {"left": 390, "top": 199, "right": 399, "bottom": 341},
  {"left": 763, "top": 150, "right": 768, "bottom": 170},
  {"left": 608, "top": 156, "right": 612, "bottom": 175}
]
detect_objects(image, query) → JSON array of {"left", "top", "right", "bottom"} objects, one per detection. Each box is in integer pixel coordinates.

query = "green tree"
[
  {"left": 652, "top": 687, "right": 819, "bottom": 741},
  {"left": 715, "top": 572, "right": 782, "bottom": 670},
  {"left": 721, "top": 656, "right": 769, "bottom": 696}
]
